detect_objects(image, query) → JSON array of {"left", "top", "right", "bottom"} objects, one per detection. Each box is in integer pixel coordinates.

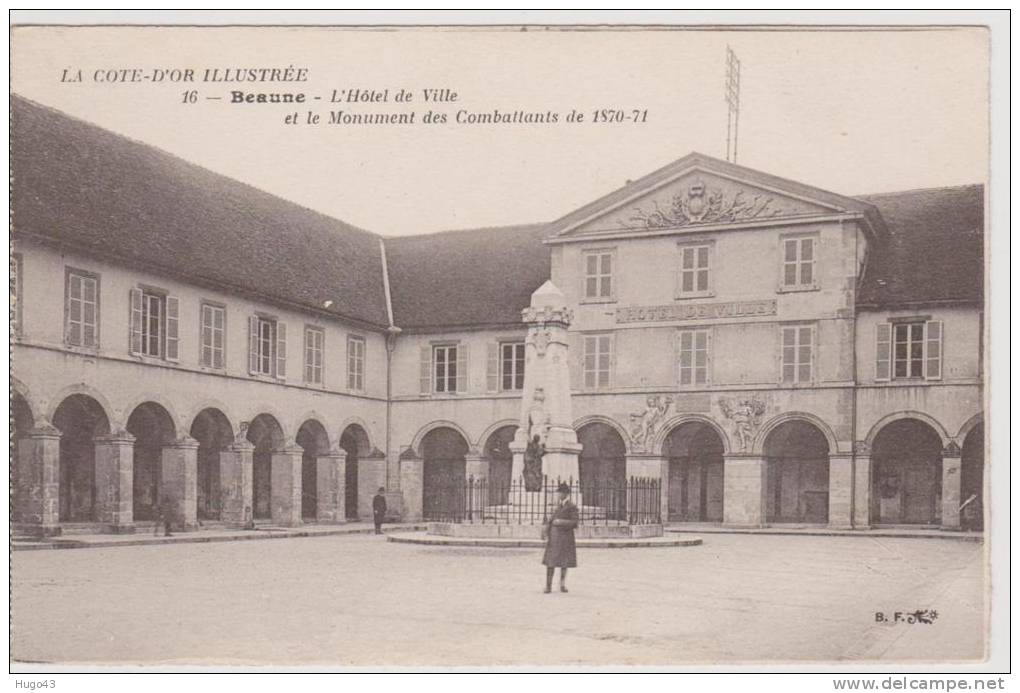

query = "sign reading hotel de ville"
[{"left": 10, "top": 13, "right": 1001, "bottom": 677}]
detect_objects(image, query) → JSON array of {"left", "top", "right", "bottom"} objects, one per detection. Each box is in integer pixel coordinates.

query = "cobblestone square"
[{"left": 11, "top": 534, "right": 985, "bottom": 667}]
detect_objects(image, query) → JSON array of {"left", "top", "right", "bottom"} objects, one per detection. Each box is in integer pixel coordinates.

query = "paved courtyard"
[{"left": 11, "top": 533, "right": 985, "bottom": 667}]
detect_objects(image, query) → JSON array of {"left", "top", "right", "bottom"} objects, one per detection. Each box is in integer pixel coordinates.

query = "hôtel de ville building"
[{"left": 10, "top": 95, "right": 985, "bottom": 537}]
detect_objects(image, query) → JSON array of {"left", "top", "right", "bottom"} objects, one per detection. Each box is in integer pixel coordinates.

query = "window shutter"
[
  {"left": 248, "top": 315, "right": 259, "bottom": 375},
  {"left": 165, "top": 295, "right": 180, "bottom": 362},
  {"left": 925, "top": 320, "right": 943, "bottom": 380},
  {"left": 129, "top": 288, "right": 143, "bottom": 355},
  {"left": 456, "top": 343, "right": 469, "bottom": 393},
  {"left": 419, "top": 346, "right": 432, "bottom": 395},
  {"left": 486, "top": 342, "right": 499, "bottom": 392},
  {"left": 275, "top": 321, "right": 287, "bottom": 379},
  {"left": 875, "top": 323, "right": 891, "bottom": 381}
]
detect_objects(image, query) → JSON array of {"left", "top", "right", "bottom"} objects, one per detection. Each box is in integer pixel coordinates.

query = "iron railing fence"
[{"left": 423, "top": 475, "right": 661, "bottom": 525}]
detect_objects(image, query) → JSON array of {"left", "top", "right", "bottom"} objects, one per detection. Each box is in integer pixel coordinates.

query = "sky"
[{"left": 11, "top": 25, "right": 989, "bottom": 236}]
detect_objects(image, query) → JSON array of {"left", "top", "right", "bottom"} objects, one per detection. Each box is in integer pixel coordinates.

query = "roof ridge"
[
  {"left": 382, "top": 222, "right": 549, "bottom": 240},
  {"left": 855, "top": 183, "right": 984, "bottom": 199}
]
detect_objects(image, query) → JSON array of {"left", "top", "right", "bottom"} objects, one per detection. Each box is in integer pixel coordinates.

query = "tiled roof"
[
  {"left": 11, "top": 95, "right": 391, "bottom": 328},
  {"left": 385, "top": 224, "right": 551, "bottom": 330},
  {"left": 855, "top": 185, "right": 984, "bottom": 309}
]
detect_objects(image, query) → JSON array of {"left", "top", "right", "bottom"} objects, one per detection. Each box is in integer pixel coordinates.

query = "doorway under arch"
[
  {"left": 663, "top": 421, "right": 725, "bottom": 522},
  {"left": 763, "top": 420, "right": 830, "bottom": 524},
  {"left": 248, "top": 414, "right": 285, "bottom": 520},
  {"left": 577, "top": 422, "right": 627, "bottom": 517},
  {"left": 126, "top": 402, "right": 177, "bottom": 521},
  {"left": 190, "top": 408, "right": 233, "bottom": 521},
  {"left": 52, "top": 394, "right": 111, "bottom": 522},
  {"left": 482, "top": 425, "right": 517, "bottom": 504},
  {"left": 296, "top": 419, "right": 330, "bottom": 521},
  {"left": 871, "top": 418, "right": 944, "bottom": 526},
  {"left": 960, "top": 423, "right": 984, "bottom": 531},
  {"left": 340, "top": 424, "right": 371, "bottom": 520},
  {"left": 421, "top": 427, "right": 468, "bottom": 520}
]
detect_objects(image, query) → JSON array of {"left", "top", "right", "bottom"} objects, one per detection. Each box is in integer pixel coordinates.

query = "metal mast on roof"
[{"left": 725, "top": 46, "right": 741, "bottom": 163}]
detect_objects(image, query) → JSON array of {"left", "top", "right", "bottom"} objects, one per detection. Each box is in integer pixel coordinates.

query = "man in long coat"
[
  {"left": 542, "top": 482, "right": 578, "bottom": 593},
  {"left": 372, "top": 487, "right": 387, "bottom": 535}
]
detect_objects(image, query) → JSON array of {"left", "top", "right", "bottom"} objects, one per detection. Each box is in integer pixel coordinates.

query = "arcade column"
[
  {"left": 852, "top": 442, "right": 872, "bottom": 529},
  {"left": 722, "top": 454, "right": 766, "bottom": 527},
  {"left": 399, "top": 449, "right": 423, "bottom": 522},
  {"left": 219, "top": 438, "right": 254, "bottom": 526},
  {"left": 161, "top": 435, "right": 199, "bottom": 531},
  {"left": 271, "top": 442, "right": 304, "bottom": 527},
  {"left": 827, "top": 452, "right": 853, "bottom": 529},
  {"left": 941, "top": 442, "right": 963, "bottom": 530},
  {"left": 94, "top": 428, "right": 136, "bottom": 532},
  {"left": 15, "top": 422, "right": 61, "bottom": 536},
  {"left": 316, "top": 446, "right": 347, "bottom": 523}
]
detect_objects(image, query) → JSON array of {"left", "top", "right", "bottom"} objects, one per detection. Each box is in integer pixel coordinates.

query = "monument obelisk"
[{"left": 510, "top": 281, "right": 582, "bottom": 487}]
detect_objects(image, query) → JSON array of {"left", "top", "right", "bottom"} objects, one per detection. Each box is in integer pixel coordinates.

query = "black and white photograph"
[{"left": 7, "top": 10, "right": 1008, "bottom": 681}]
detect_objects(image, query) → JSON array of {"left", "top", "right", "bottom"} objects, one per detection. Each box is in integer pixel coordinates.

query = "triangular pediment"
[{"left": 549, "top": 153, "right": 875, "bottom": 239}]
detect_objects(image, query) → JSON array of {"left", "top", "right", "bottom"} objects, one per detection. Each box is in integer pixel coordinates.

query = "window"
[
  {"left": 678, "top": 328, "right": 711, "bottom": 387},
  {"left": 200, "top": 303, "right": 225, "bottom": 369},
  {"left": 877, "top": 320, "right": 942, "bottom": 381},
  {"left": 11, "top": 254, "right": 22, "bottom": 334},
  {"left": 130, "top": 287, "right": 179, "bottom": 361},
  {"left": 781, "top": 324, "right": 814, "bottom": 384},
  {"left": 347, "top": 335, "right": 365, "bottom": 391},
  {"left": 781, "top": 236, "right": 817, "bottom": 290},
  {"left": 583, "top": 249, "right": 614, "bottom": 301},
  {"left": 583, "top": 334, "right": 613, "bottom": 389},
  {"left": 434, "top": 344, "right": 458, "bottom": 393},
  {"left": 65, "top": 269, "right": 100, "bottom": 348},
  {"left": 677, "top": 243, "right": 712, "bottom": 297},
  {"left": 500, "top": 341, "right": 526, "bottom": 391},
  {"left": 304, "top": 326, "right": 324, "bottom": 384},
  {"left": 249, "top": 315, "right": 286, "bottom": 379}
]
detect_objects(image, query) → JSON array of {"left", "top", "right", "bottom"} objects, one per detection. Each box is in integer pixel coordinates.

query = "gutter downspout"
[
  {"left": 379, "top": 238, "right": 401, "bottom": 491},
  {"left": 849, "top": 220, "right": 859, "bottom": 530}
]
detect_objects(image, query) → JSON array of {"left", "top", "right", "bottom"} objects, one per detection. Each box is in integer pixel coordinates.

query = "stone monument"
[{"left": 509, "top": 281, "right": 583, "bottom": 487}]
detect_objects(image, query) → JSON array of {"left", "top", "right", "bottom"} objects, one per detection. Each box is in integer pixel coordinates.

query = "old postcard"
[{"left": 8, "top": 13, "right": 1006, "bottom": 676}]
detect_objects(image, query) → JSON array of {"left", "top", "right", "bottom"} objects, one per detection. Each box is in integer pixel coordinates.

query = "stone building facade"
[{"left": 11, "top": 96, "right": 985, "bottom": 536}]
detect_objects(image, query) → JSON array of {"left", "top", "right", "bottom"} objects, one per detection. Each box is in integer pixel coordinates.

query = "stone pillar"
[
  {"left": 399, "top": 449, "right": 423, "bottom": 522},
  {"left": 271, "top": 442, "right": 303, "bottom": 527},
  {"left": 626, "top": 454, "right": 667, "bottom": 523},
  {"left": 219, "top": 439, "right": 254, "bottom": 526},
  {"left": 941, "top": 442, "right": 963, "bottom": 530},
  {"left": 852, "top": 443, "right": 872, "bottom": 529},
  {"left": 723, "top": 454, "right": 766, "bottom": 527},
  {"left": 465, "top": 451, "right": 489, "bottom": 521},
  {"left": 15, "top": 423, "right": 62, "bottom": 535},
  {"left": 315, "top": 446, "right": 346, "bottom": 523},
  {"left": 160, "top": 435, "right": 199, "bottom": 531},
  {"left": 359, "top": 450, "right": 387, "bottom": 521},
  {"left": 827, "top": 453, "right": 853, "bottom": 529},
  {"left": 94, "top": 429, "right": 136, "bottom": 532}
]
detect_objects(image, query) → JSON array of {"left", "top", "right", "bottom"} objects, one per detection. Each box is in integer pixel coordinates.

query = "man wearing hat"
[
  {"left": 542, "top": 482, "right": 578, "bottom": 593},
  {"left": 372, "top": 487, "right": 387, "bottom": 535}
]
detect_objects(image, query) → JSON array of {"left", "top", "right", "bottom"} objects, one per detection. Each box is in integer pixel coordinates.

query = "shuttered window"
[
  {"left": 200, "top": 303, "right": 226, "bottom": 369},
  {"left": 583, "top": 334, "right": 613, "bottom": 389},
  {"left": 781, "top": 324, "right": 814, "bottom": 384},
  {"left": 885, "top": 320, "right": 943, "bottom": 381},
  {"left": 434, "top": 345, "right": 458, "bottom": 393},
  {"left": 781, "top": 236, "right": 817, "bottom": 289},
  {"left": 304, "top": 326, "right": 324, "bottom": 384},
  {"left": 583, "top": 249, "right": 614, "bottom": 300},
  {"left": 678, "top": 244, "right": 711, "bottom": 296},
  {"left": 347, "top": 335, "right": 365, "bottom": 391},
  {"left": 249, "top": 315, "right": 285, "bottom": 379},
  {"left": 678, "top": 328, "right": 711, "bottom": 387},
  {"left": 66, "top": 270, "right": 99, "bottom": 348},
  {"left": 129, "top": 286, "right": 177, "bottom": 361},
  {"left": 500, "top": 341, "right": 526, "bottom": 391}
]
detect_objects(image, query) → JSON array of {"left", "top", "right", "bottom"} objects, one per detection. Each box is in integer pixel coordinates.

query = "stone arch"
[
  {"left": 126, "top": 401, "right": 178, "bottom": 522},
  {"left": 870, "top": 416, "right": 945, "bottom": 526},
  {"left": 46, "top": 384, "right": 116, "bottom": 429},
  {"left": 339, "top": 422, "right": 373, "bottom": 520},
  {"left": 865, "top": 411, "right": 950, "bottom": 449},
  {"left": 421, "top": 426, "right": 470, "bottom": 520},
  {"left": 190, "top": 407, "right": 234, "bottom": 522},
  {"left": 248, "top": 413, "right": 286, "bottom": 520},
  {"left": 956, "top": 412, "right": 984, "bottom": 443},
  {"left": 296, "top": 418, "right": 332, "bottom": 521},
  {"left": 12, "top": 390, "right": 36, "bottom": 435},
  {"left": 412, "top": 420, "right": 473, "bottom": 457},
  {"left": 481, "top": 421, "right": 519, "bottom": 504},
  {"left": 293, "top": 412, "right": 331, "bottom": 447},
  {"left": 185, "top": 399, "right": 238, "bottom": 437},
  {"left": 120, "top": 393, "right": 184, "bottom": 439},
  {"left": 660, "top": 418, "right": 727, "bottom": 522},
  {"left": 240, "top": 406, "right": 292, "bottom": 445},
  {"left": 52, "top": 393, "right": 112, "bottom": 522},
  {"left": 653, "top": 413, "right": 731, "bottom": 456},
  {"left": 338, "top": 418, "right": 373, "bottom": 456},
  {"left": 572, "top": 414, "right": 632, "bottom": 454},
  {"left": 576, "top": 421, "right": 628, "bottom": 518},
  {"left": 754, "top": 412, "right": 839, "bottom": 456},
  {"left": 760, "top": 417, "right": 832, "bottom": 524}
]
